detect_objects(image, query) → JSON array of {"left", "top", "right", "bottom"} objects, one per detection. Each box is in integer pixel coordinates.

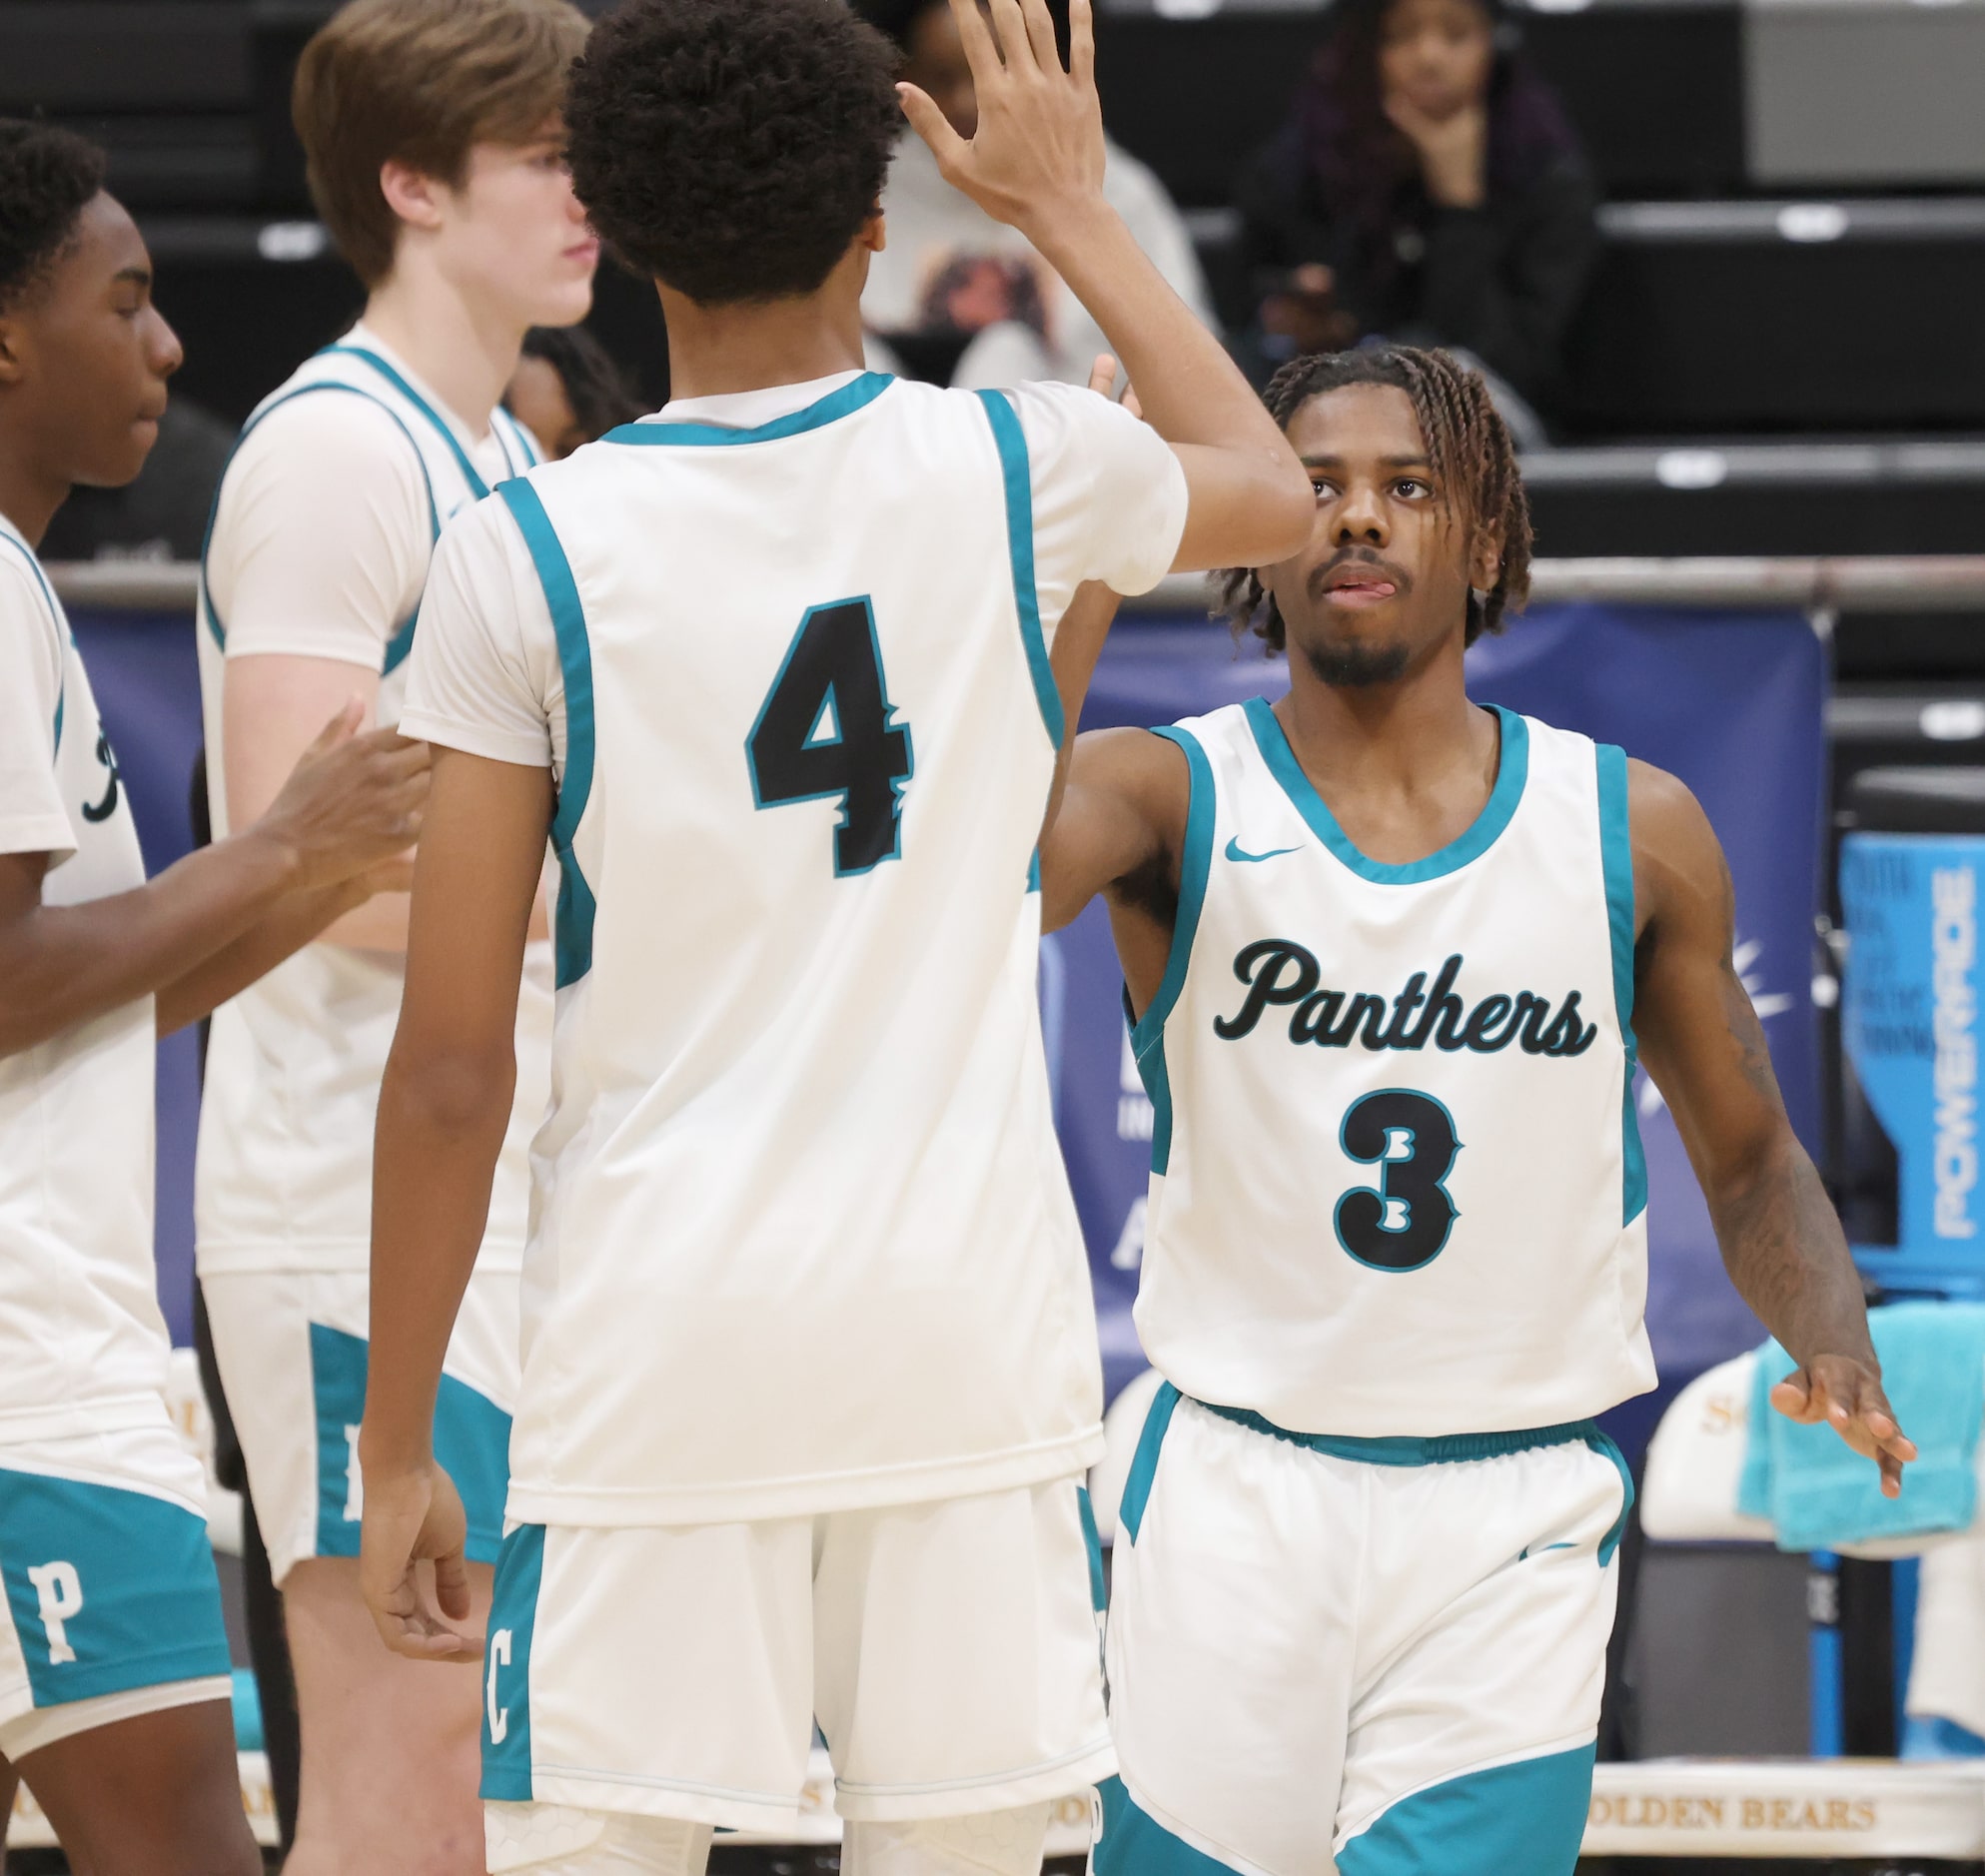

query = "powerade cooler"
[{"left": 1840, "top": 768, "right": 1985, "bottom": 1297}]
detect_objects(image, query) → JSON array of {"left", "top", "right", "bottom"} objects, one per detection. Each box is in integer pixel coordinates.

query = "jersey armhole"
[
  {"left": 1128, "top": 724, "right": 1214, "bottom": 1178},
  {"left": 495, "top": 478, "right": 595, "bottom": 990},
  {"left": 1595, "top": 740, "right": 1647, "bottom": 1226},
  {"left": 972, "top": 389, "right": 1064, "bottom": 751}
]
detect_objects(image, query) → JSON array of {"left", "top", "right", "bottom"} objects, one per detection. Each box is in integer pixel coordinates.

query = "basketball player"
[
  {"left": 194, "top": 0, "right": 592, "bottom": 1867},
  {"left": 1038, "top": 345, "right": 1914, "bottom": 1876},
  {"left": 0, "top": 121, "right": 426, "bottom": 1872},
  {"left": 355, "top": 0, "right": 1311, "bottom": 1871}
]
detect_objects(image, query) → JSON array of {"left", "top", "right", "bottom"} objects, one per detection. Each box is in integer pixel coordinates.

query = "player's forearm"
[
  {"left": 1027, "top": 202, "right": 1305, "bottom": 527},
  {"left": 155, "top": 875, "right": 371, "bottom": 1037},
  {"left": 1710, "top": 1132, "right": 1877, "bottom": 1369},
  {"left": 0, "top": 832, "right": 301, "bottom": 1057},
  {"left": 318, "top": 888, "right": 413, "bottom": 953},
  {"left": 362, "top": 1046, "right": 513, "bottom": 1473},
  {"left": 1042, "top": 582, "right": 1122, "bottom": 848}
]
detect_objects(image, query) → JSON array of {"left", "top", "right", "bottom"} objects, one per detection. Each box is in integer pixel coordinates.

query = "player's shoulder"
[
  {"left": 1073, "top": 722, "right": 1195, "bottom": 803},
  {"left": 221, "top": 381, "right": 429, "bottom": 521}
]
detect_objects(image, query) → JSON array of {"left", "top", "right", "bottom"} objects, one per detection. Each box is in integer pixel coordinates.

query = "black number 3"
[
  {"left": 1334, "top": 1089, "right": 1462, "bottom": 1272},
  {"left": 747, "top": 598, "right": 914, "bottom": 877},
  {"left": 82, "top": 732, "right": 122, "bottom": 825}
]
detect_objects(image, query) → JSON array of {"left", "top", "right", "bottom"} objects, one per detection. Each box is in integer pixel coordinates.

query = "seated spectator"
[
  {"left": 1238, "top": 0, "right": 1598, "bottom": 419},
  {"left": 855, "top": 0, "right": 1217, "bottom": 388},
  {"left": 504, "top": 324, "right": 644, "bottom": 458}
]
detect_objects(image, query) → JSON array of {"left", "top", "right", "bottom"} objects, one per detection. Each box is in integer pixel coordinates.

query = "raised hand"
[
  {"left": 359, "top": 1457, "right": 482, "bottom": 1663},
  {"left": 897, "top": 0, "right": 1105, "bottom": 236},
  {"left": 1769, "top": 1355, "right": 1918, "bottom": 1498},
  {"left": 253, "top": 697, "right": 431, "bottom": 892}
]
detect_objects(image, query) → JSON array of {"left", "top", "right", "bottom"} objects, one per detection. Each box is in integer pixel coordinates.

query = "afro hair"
[
  {"left": 0, "top": 120, "right": 106, "bottom": 316},
  {"left": 566, "top": 0, "right": 905, "bottom": 307}
]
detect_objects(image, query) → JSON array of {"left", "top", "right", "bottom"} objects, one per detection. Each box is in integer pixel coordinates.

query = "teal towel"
[
  {"left": 231, "top": 1666, "right": 263, "bottom": 1752},
  {"left": 1737, "top": 1301, "right": 1985, "bottom": 1551}
]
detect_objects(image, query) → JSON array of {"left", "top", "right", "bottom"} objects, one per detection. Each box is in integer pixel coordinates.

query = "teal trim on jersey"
[
  {"left": 1197, "top": 1399, "right": 1611, "bottom": 1471},
  {"left": 603, "top": 372, "right": 892, "bottom": 449},
  {"left": 973, "top": 389, "right": 1065, "bottom": 750},
  {"left": 1094, "top": 1777, "right": 1245, "bottom": 1876},
  {"left": 493, "top": 405, "right": 543, "bottom": 473},
  {"left": 322, "top": 344, "right": 496, "bottom": 502},
  {"left": 1583, "top": 1423, "right": 1635, "bottom": 1567},
  {"left": 1076, "top": 1485, "right": 1107, "bottom": 1614},
  {"left": 496, "top": 478, "right": 597, "bottom": 987},
  {"left": 0, "top": 1467, "right": 231, "bottom": 1708},
  {"left": 309, "top": 1324, "right": 510, "bottom": 1565},
  {"left": 1028, "top": 848, "right": 1042, "bottom": 894},
  {"left": 1336, "top": 1741, "right": 1596, "bottom": 1876},
  {"left": 1129, "top": 727, "right": 1214, "bottom": 1177},
  {"left": 0, "top": 528, "right": 65, "bottom": 749},
  {"left": 199, "top": 380, "right": 435, "bottom": 656},
  {"left": 1246, "top": 696, "right": 1530, "bottom": 884},
  {"left": 1119, "top": 1381, "right": 1183, "bottom": 1545},
  {"left": 1595, "top": 742, "right": 1647, "bottom": 1227},
  {"left": 481, "top": 1523, "right": 545, "bottom": 1801}
]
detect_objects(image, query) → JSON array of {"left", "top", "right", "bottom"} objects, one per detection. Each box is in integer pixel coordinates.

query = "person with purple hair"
[{"left": 1238, "top": 0, "right": 1598, "bottom": 417}]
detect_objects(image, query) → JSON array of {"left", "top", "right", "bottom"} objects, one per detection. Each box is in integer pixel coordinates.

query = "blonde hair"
[{"left": 294, "top": 0, "right": 589, "bottom": 287}]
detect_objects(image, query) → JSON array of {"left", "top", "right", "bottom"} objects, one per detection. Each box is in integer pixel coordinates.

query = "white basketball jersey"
[
  {"left": 195, "top": 339, "right": 550, "bottom": 1274},
  {"left": 0, "top": 522, "right": 174, "bottom": 1440},
  {"left": 1132, "top": 698, "right": 1657, "bottom": 1437},
  {"left": 407, "top": 374, "right": 1170, "bottom": 1524}
]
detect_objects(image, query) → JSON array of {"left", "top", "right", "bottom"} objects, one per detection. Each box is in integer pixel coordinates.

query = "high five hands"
[
  {"left": 1770, "top": 1356, "right": 1918, "bottom": 1498},
  {"left": 897, "top": 0, "right": 1105, "bottom": 232}
]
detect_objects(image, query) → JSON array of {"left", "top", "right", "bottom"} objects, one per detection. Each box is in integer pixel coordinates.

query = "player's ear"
[
  {"left": 379, "top": 159, "right": 449, "bottom": 236},
  {"left": 861, "top": 207, "right": 887, "bottom": 254},
  {"left": 0, "top": 315, "right": 26, "bottom": 388},
  {"left": 1469, "top": 522, "right": 1502, "bottom": 594}
]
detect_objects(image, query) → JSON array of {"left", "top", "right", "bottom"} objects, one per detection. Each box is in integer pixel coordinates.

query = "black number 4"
[{"left": 747, "top": 598, "right": 914, "bottom": 877}]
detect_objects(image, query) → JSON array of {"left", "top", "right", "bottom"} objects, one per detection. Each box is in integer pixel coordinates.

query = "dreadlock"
[{"left": 1218, "top": 344, "right": 1532, "bottom": 655}]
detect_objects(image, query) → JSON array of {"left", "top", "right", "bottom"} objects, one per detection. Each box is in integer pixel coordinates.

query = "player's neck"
[
  {"left": 359, "top": 266, "right": 522, "bottom": 442},
  {"left": 1278, "top": 636, "right": 1494, "bottom": 803},
  {"left": 0, "top": 420, "right": 68, "bottom": 549},
  {"left": 655, "top": 280, "right": 867, "bottom": 402}
]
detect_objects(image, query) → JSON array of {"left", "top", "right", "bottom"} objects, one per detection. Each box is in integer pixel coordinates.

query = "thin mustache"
[{"left": 1311, "top": 552, "right": 1413, "bottom": 599}]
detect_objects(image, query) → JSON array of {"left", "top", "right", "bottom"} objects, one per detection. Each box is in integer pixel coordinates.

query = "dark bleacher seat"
[
  {"left": 1563, "top": 199, "right": 1985, "bottom": 435},
  {"left": 0, "top": 2, "right": 259, "bottom": 210}
]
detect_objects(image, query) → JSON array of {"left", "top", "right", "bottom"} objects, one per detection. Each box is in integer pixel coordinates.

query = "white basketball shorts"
[
  {"left": 202, "top": 1265, "right": 518, "bottom": 1585},
  {"left": 0, "top": 1415, "right": 233, "bottom": 1759},
  {"left": 481, "top": 1477, "right": 1116, "bottom": 1832},
  {"left": 1097, "top": 1386, "right": 1631, "bottom": 1876}
]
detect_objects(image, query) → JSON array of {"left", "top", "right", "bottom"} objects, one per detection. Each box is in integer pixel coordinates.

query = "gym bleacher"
[{"left": 5, "top": 1, "right": 1985, "bottom": 1869}]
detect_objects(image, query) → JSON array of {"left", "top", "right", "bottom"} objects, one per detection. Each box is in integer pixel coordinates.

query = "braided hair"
[{"left": 1219, "top": 344, "right": 1532, "bottom": 655}]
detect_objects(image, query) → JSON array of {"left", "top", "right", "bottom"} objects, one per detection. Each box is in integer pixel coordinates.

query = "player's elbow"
[
  {"left": 379, "top": 1035, "right": 516, "bottom": 1144},
  {"left": 1253, "top": 456, "right": 1319, "bottom": 565}
]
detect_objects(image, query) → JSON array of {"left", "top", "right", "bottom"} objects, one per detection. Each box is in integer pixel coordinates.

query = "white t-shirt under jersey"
[
  {"left": 402, "top": 372, "right": 1188, "bottom": 1524},
  {"left": 197, "top": 325, "right": 552, "bottom": 1274},
  {"left": 0, "top": 520, "right": 176, "bottom": 1443}
]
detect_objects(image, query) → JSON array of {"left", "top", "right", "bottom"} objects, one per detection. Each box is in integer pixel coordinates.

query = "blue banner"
[
  {"left": 71, "top": 600, "right": 1827, "bottom": 1405},
  {"left": 1052, "top": 606, "right": 1827, "bottom": 1407},
  {"left": 71, "top": 609, "right": 206, "bottom": 1347}
]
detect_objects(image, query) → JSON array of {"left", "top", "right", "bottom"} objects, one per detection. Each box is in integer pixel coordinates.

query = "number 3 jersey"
[
  {"left": 402, "top": 370, "right": 1190, "bottom": 1524},
  {"left": 0, "top": 519, "right": 175, "bottom": 1440},
  {"left": 1131, "top": 697, "right": 1657, "bottom": 1439}
]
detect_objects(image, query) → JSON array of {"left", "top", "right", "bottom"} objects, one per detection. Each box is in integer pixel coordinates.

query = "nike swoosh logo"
[
  {"left": 1519, "top": 1541, "right": 1579, "bottom": 1560},
  {"left": 1225, "top": 838, "right": 1301, "bottom": 864}
]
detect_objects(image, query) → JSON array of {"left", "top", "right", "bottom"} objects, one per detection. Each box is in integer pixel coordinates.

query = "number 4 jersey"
[
  {"left": 1131, "top": 697, "right": 1657, "bottom": 1439},
  {"left": 401, "top": 370, "right": 1189, "bottom": 1524}
]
